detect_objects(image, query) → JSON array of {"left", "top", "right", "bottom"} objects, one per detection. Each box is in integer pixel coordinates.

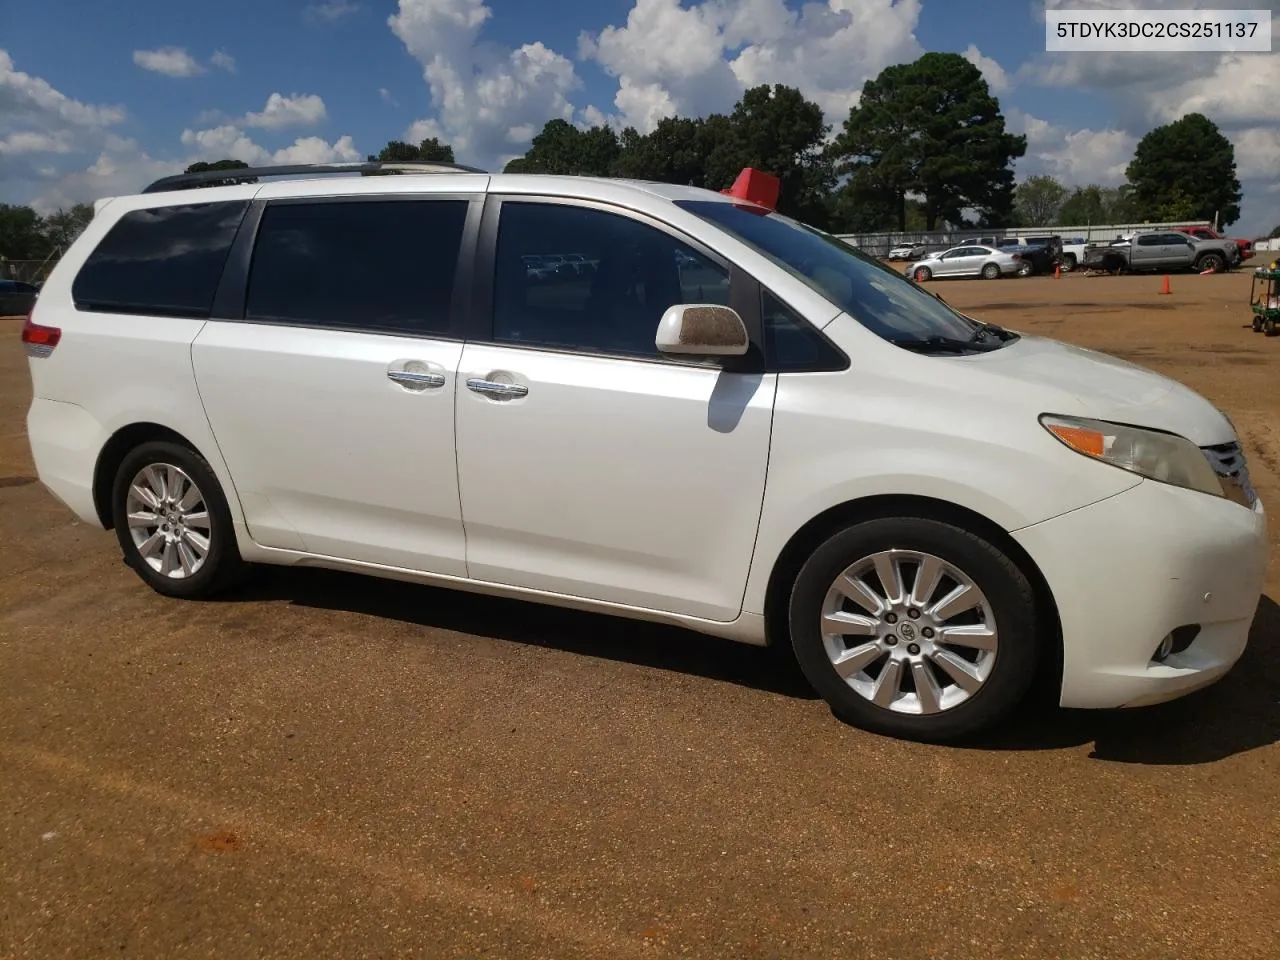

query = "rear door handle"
[{"left": 466, "top": 378, "right": 528, "bottom": 400}]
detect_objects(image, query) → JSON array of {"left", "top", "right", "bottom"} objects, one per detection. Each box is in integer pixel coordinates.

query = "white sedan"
[{"left": 908, "top": 245, "right": 1026, "bottom": 281}]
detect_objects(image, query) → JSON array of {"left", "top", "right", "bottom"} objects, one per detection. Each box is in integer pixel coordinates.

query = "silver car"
[{"left": 907, "top": 244, "right": 1024, "bottom": 282}]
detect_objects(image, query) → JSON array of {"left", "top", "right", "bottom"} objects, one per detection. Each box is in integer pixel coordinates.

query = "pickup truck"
[
  {"left": 1080, "top": 230, "right": 1238, "bottom": 274},
  {"left": 1172, "top": 225, "right": 1251, "bottom": 264}
]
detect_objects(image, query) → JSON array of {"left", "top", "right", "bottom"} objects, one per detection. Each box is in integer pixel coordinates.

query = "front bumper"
[{"left": 1013, "top": 479, "right": 1268, "bottom": 709}]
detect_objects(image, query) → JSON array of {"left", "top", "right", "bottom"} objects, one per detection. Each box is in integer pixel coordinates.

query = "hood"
[{"left": 961, "top": 335, "right": 1234, "bottom": 445}]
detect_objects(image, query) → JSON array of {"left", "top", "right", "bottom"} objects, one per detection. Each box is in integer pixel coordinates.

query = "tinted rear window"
[
  {"left": 245, "top": 199, "right": 468, "bottom": 334},
  {"left": 72, "top": 201, "right": 249, "bottom": 317}
]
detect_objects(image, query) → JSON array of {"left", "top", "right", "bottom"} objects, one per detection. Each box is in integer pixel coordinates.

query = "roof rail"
[{"left": 141, "top": 160, "right": 488, "bottom": 194}]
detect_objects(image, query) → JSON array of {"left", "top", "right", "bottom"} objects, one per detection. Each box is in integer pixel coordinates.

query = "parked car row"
[
  {"left": 890, "top": 236, "right": 1064, "bottom": 278},
  {"left": 522, "top": 253, "right": 599, "bottom": 282}
]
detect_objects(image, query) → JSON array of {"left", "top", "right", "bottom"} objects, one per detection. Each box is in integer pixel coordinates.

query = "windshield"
[{"left": 677, "top": 200, "right": 990, "bottom": 344}]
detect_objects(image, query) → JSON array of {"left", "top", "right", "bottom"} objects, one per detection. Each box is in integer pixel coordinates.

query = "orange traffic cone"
[
  {"left": 1159, "top": 275, "right": 1171, "bottom": 295},
  {"left": 1054, "top": 263, "right": 1061, "bottom": 279}
]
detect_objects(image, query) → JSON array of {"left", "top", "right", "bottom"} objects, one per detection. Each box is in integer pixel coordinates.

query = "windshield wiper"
[
  {"left": 889, "top": 335, "right": 992, "bottom": 354},
  {"left": 968, "top": 321, "right": 1003, "bottom": 343}
]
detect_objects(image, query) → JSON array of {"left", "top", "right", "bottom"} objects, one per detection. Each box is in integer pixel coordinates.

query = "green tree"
[
  {"left": 1269, "top": 224, "right": 1280, "bottom": 239},
  {"left": 1057, "top": 185, "right": 1106, "bottom": 226},
  {"left": 611, "top": 116, "right": 721, "bottom": 187},
  {"left": 830, "top": 52, "right": 1026, "bottom": 231},
  {"left": 503, "top": 120, "right": 619, "bottom": 175},
  {"left": 1014, "top": 175, "right": 1067, "bottom": 226},
  {"left": 704, "top": 84, "right": 834, "bottom": 227},
  {"left": 1056, "top": 183, "right": 1141, "bottom": 226},
  {"left": 38, "top": 204, "right": 95, "bottom": 253},
  {"left": 184, "top": 158, "right": 256, "bottom": 186},
  {"left": 0, "top": 204, "right": 51, "bottom": 260},
  {"left": 368, "top": 137, "right": 455, "bottom": 163},
  {"left": 1124, "top": 113, "right": 1242, "bottom": 226}
]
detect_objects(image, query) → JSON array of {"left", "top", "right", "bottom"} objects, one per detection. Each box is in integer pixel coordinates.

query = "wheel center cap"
[{"left": 899, "top": 622, "right": 917, "bottom": 642}]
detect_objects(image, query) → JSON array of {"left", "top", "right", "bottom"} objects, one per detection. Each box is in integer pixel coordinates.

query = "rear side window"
[
  {"left": 245, "top": 199, "right": 468, "bottom": 335},
  {"left": 72, "top": 201, "right": 249, "bottom": 317}
]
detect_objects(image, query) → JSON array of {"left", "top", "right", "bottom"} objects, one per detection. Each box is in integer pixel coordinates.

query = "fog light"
[{"left": 1153, "top": 633, "right": 1175, "bottom": 662}]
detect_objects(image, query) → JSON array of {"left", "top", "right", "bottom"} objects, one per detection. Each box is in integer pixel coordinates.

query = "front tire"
[
  {"left": 1196, "top": 253, "right": 1225, "bottom": 274},
  {"left": 913, "top": 266, "right": 932, "bottom": 282},
  {"left": 981, "top": 263, "right": 1001, "bottom": 280},
  {"left": 787, "top": 517, "right": 1040, "bottom": 742},
  {"left": 112, "top": 440, "right": 246, "bottom": 599}
]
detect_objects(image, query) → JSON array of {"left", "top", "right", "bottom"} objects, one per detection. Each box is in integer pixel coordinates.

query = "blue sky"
[{"left": 2, "top": 0, "right": 1277, "bottom": 234}]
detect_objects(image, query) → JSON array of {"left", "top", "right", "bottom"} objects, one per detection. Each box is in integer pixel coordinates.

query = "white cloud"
[
  {"left": 1008, "top": 108, "right": 1137, "bottom": 186},
  {"left": 244, "top": 92, "right": 328, "bottom": 129},
  {"left": 1147, "top": 53, "right": 1280, "bottom": 126},
  {"left": 1231, "top": 127, "right": 1280, "bottom": 181},
  {"left": 133, "top": 47, "right": 205, "bottom": 78},
  {"left": 379, "top": 87, "right": 398, "bottom": 106},
  {"left": 304, "top": 1, "right": 360, "bottom": 22},
  {"left": 388, "top": 0, "right": 580, "bottom": 163},
  {"left": 29, "top": 137, "right": 183, "bottom": 215},
  {"left": 272, "top": 135, "right": 361, "bottom": 164},
  {"left": 180, "top": 123, "right": 359, "bottom": 165},
  {"left": 963, "top": 44, "right": 1009, "bottom": 94},
  {"left": 210, "top": 50, "right": 237, "bottom": 74},
  {"left": 404, "top": 117, "right": 446, "bottom": 143},
  {"left": 0, "top": 131, "right": 76, "bottom": 154},
  {"left": 579, "top": 0, "right": 924, "bottom": 132},
  {"left": 179, "top": 124, "right": 271, "bottom": 165},
  {"left": 0, "top": 49, "right": 125, "bottom": 131}
]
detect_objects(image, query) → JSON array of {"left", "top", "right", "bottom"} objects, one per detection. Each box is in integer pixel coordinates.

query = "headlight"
[{"left": 1040, "top": 414, "right": 1223, "bottom": 498}]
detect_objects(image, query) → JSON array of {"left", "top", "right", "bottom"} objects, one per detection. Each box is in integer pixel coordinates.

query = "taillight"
[{"left": 21, "top": 314, "right": 61, "bottom": 358}]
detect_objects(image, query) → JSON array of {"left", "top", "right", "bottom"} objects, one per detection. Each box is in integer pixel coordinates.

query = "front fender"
[{"left": 740, "top": 367, "right": 1142, "bottom": 616}]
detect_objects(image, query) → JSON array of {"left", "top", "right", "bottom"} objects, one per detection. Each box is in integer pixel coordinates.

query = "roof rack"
[{"left": 141, "top": 160, "right": 488, "bottom": 194}]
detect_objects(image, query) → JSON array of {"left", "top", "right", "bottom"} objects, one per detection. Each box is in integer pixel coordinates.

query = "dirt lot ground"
[{"left": 3, "top": 266, "right": 1279, "bottom": 959}]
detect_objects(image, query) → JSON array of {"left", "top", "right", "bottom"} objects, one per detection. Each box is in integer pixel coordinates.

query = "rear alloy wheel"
[
  {"left": 788, "top": 517, "right": 1039, "bottom": 742},
  {"left": 112, "top": 440, "right": 245, "bottom": 599},
  {"left": 913, "top": 266, "right": 932, "bottom": 282},
  {"left": 981, "top": 263, "right": 1001, "bottom": 280},
  {"left": 1061, "top": 254, "right": 1077, "bottom": 273},
  {"left": 1016, "top": 261, "right": 1033, "bottom": 277}
]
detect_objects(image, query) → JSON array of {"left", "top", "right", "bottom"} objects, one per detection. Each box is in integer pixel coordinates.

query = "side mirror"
[{"left": 655, "top": 303, "right": 750, "bottom": 357}]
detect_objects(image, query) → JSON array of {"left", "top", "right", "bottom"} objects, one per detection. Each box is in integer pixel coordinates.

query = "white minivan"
[{"left": 21, "top": 161, "right": 1268, "bottom": 742}]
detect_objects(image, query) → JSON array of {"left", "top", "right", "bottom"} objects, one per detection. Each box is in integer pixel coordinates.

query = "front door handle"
[
  {"left": 466, "top": 378, "right": 528, "bottom": 400},
  {"left": 388, "top": 369, "right": 446, "bottom": 389}
]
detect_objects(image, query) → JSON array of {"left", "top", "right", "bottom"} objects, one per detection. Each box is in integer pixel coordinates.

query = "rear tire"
[
  {"left": 787, "top": 517, "right": 1040, "bottom": 742},
  {"left": 112, "top": 440, "right": 246, "bottom": 599},
  {"left": 1061, "top": 254, "right": 1077, "bottom": 272}
]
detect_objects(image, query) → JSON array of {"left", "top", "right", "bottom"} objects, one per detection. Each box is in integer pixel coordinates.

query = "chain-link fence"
[{"left": 0, "top": 259, "right": 58, "bottom": 285}]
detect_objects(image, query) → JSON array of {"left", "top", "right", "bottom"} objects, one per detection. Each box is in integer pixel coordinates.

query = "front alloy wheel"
[
  {"left": 820, "top": 550, "right": 997, "bottom": 715},
  {"left": 788, "top": 517, "right": 1039, "bottom": 742}
]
